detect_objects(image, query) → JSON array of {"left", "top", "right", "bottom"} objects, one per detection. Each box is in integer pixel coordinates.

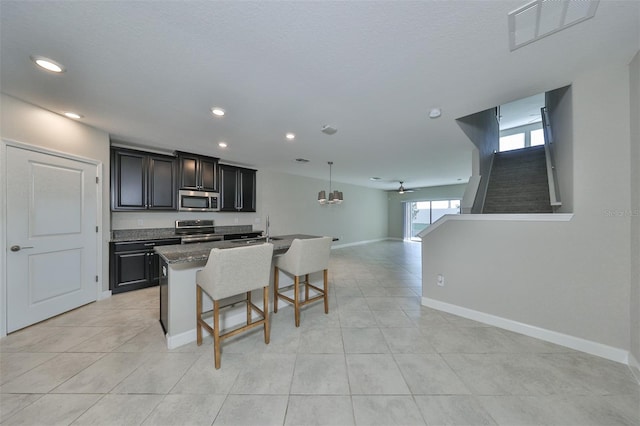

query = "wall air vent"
[{"left": 508, "top": 0, "right": 599, "bottom": 51}]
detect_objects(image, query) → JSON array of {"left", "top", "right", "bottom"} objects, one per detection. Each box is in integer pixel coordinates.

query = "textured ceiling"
[{"left": 1, "top": 1, "right": 638, "bottom": 190}]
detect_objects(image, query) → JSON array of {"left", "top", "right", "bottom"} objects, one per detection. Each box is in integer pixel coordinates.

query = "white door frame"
[{"left": 0, "top": 138, "right": 103, "bottom": 338}]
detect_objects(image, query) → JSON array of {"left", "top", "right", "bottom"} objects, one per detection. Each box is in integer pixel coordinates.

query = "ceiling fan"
[{"left": 397, "top": 181, "right": 414, "bottom": 194}]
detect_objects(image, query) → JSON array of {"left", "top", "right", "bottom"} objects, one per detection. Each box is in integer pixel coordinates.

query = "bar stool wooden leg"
[
  {"left": 213, "top": 300, "right": 221, "bottom": 369},
  {"left": 323, "top": 269, "right": 329, "bottom": 314},
  {"left": 273, "top": 266, "right": 279, "bottom": 313},
  {"left": 246, "top": 291, "right": 252, "bottom": 325},
  {"left": 304, "top": 273, "right": 310, "bottom": 302},
  {"left": 196, "top": 285, "right": 203, "bottom": 345},
  {"left": 263, "top": 286, "right": 270, "bottom": 344},
  {"left": 294, "top": 275, "right": 300, "bottom": 327}
]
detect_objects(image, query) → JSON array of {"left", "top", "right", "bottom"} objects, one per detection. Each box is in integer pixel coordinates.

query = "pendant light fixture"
[{"left": 318, "top": 161, "right": 343, "bottom": 205}]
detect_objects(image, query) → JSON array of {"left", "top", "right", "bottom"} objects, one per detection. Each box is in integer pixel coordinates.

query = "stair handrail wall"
[
  {"left": 541, "top": 106, "right": 562, "bottom": 207},
  {"left": 470, "top": 144, "right": 497, "bottom": 214}
]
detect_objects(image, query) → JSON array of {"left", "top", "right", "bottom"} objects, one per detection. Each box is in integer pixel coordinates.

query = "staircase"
[{"left": 483, "top": 146, "right": 552, "bottom": 213}]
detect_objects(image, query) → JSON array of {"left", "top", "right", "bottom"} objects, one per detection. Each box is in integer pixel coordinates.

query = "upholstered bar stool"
[
  {"left": 273, "top": 237, "right": 332, "bottom": 327},
  {"left": 196, "top": 243, "right": 274, "bottom": 369}
]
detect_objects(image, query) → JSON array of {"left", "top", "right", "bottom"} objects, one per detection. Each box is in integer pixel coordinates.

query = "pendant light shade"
[{"left": 318, "top": 162, "right": 343, "bottom": 205}]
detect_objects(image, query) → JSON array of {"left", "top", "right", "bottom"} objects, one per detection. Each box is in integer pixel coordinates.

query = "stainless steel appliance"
[
  {"left": 178, "top": 189, "right": 220, "bottom": 212},
  {"left": 175, "top": 219, "right": 223, "bottom": 244}
]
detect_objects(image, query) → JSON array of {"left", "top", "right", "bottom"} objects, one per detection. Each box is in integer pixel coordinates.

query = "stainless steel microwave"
[{"left": 178, "top": 189, "right": 220, "bottom": 212}]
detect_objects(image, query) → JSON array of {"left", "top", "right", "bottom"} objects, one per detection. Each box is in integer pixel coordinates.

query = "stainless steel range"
[{"left": 175, "top": 219, "right": 223, "bottom": 244}]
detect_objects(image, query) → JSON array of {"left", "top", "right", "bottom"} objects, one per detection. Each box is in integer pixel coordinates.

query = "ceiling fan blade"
[{"left": 397, "top": 181, "right": 414, "bottom": 193}]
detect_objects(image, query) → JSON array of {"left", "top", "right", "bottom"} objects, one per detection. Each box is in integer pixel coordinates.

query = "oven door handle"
[{"left": 181, "top": 236, "right": 223, "bottom": 244}]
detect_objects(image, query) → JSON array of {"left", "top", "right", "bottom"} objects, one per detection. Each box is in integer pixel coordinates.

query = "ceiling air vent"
[{"left": 508, "top": 0, "right": 599, "bottom": 51}]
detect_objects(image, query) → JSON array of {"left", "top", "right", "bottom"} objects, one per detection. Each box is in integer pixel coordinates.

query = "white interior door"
[{"left": 6, "top": 146, "right": 98, "bottom": 332}]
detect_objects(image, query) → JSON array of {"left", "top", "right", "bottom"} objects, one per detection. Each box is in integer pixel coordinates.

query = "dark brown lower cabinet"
[
  {"left": 110, "top": 238, "right": 180, "bottom": 294},
  {"left": 222, "top": 232, "right": 262, "bottom": 240}
]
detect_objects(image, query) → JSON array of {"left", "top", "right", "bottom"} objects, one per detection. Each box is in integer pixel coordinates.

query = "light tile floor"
[{"left": 1, "top": 240, "right": 638, "bottom": 425}]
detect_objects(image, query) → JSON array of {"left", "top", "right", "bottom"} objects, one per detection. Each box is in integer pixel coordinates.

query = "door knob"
[{"left": 10, "top": 245, "right": 33, "bottom": 252}]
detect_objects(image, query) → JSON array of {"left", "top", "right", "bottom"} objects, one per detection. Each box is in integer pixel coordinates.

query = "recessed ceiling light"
[
  {"left": 370, "top": 177, "right": 381, "bottom": 181},
  {"left": 31, "top": 56, "right": 65, "bottom": 73},
  {"left": 429, "top": 108, "right": 442, "bottom": 119},
  {"left": 211, "top": 107, "right": 225, "bottom": 117},
  {"left": 218, "top": 142, "right": 227, "bottom": 148},
  {"left": 285, "top": 133, "right": 295, "bottom": 140},
  {"left": 63, "top": 112, "right": 83, "bottom": 119}
]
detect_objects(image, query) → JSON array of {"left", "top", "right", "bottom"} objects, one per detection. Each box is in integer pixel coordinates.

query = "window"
[
  {"left": 499, "top": 133, "right": 525, "bottom": 151},
  {"left": 499, "top": 123, "right": 545, "bottom": 152},
  {"left": 404, "top": 199, "right": 461, "bottom": 241},
  {"left": 530, "top": 128, "right": 545, "bottom": 146}
]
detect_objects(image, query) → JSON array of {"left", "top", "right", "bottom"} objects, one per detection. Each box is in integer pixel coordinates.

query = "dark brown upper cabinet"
[
  {"left": 219, "top": 164, "right": 256, "bottom": 212},
  {"left": 111, "top": 147, "right": 177, "bottom": 211},
  {"left": 176, "top": 151, "right": 219, "bottom": 192}
]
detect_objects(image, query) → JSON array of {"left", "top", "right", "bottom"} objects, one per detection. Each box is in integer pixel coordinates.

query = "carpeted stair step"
[{"left": 483, "top": 146, "right": 552, "bottom": 213}]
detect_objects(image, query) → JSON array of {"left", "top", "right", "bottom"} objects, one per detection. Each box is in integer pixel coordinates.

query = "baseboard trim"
[
  {"left": 629, "top": 352, "right": 640, "bottom": 384},
  {"left": 97, "top": 290, "right": 111, "bottom": 301},
  {"left": 332, "top": 238, "right": 389, "bottom": 249},
  {"left": 166, "top": 329, "right": 196, "bottom": 349},
  {"left": 422, "top": 297, "right": 629, "bottom": 365},
  {"left": 166, "top": 307, "right": 263, "bottom": 349}
]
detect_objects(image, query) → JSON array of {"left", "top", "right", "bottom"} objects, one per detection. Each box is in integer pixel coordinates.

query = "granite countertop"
[
  {"left": 155, "top": 234, "right": 321, "bottom": 264},
  {"left": 110, "top": 226, "right": 263, "bottom": 242},
  {"left": 111, "top": 228, "right": 178, "bottom": 242}
]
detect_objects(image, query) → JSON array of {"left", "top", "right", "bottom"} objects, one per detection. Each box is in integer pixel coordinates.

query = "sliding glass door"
[{"left": 404, "top": 199, "right": 461, "bottom": 241}]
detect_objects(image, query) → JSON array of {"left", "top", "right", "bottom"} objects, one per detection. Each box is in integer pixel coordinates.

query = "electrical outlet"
[{"left": 437, "top": 274, "right": 445, "bottom": 287}]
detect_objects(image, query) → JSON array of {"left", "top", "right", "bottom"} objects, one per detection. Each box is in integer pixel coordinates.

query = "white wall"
[
  {"left": 0, "top": 93, "right": 111, "bottom": 295},
  {"left": 546, "top": 86, "right": 573, "bottom": 212},
  {"left": 258, "top": 171, "right": 388, "bottom": 245},
  {"left": 387, "top": 184, "right": 467, "bottom": 239},
  {"left": 113, "top": 169, "right": 389, "bottom": 247},
  {"left": 629, "top": 51, "right": 640, "bottom": 378},
  {"left": 422, "top": 60, "right": 634, "bottom": 357},
  {"left": 456, "top": 108, "right": 500, "bottom": 213}
]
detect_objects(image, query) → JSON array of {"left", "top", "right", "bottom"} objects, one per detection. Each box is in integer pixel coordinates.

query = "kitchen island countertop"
[
  {"left": 155, "top": 234, "right": 320, "bottom": 264},
  {"left": 156, "top": 233, "right": 329, "bottom": 348}
]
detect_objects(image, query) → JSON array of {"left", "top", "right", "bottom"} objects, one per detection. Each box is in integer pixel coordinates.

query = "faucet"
[{"left": 265, "top": 215, "right": 270, "bottom": 242}]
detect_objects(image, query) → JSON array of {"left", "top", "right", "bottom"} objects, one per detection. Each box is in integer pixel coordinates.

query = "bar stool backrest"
[
  {"left": 197, "top": 243, "right": 274, "bottom": 300},
  {"left": 276, "top": 237, "right": 332, "bottom": 276}
]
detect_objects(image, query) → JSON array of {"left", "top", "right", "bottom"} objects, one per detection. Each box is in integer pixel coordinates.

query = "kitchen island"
[{"left": 155, "top": 234, "right": 323, "bottom": 348}]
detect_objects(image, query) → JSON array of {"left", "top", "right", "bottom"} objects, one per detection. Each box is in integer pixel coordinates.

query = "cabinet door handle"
[{"left": 143, "top": 243, "right": 155, "bottom": 247}]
